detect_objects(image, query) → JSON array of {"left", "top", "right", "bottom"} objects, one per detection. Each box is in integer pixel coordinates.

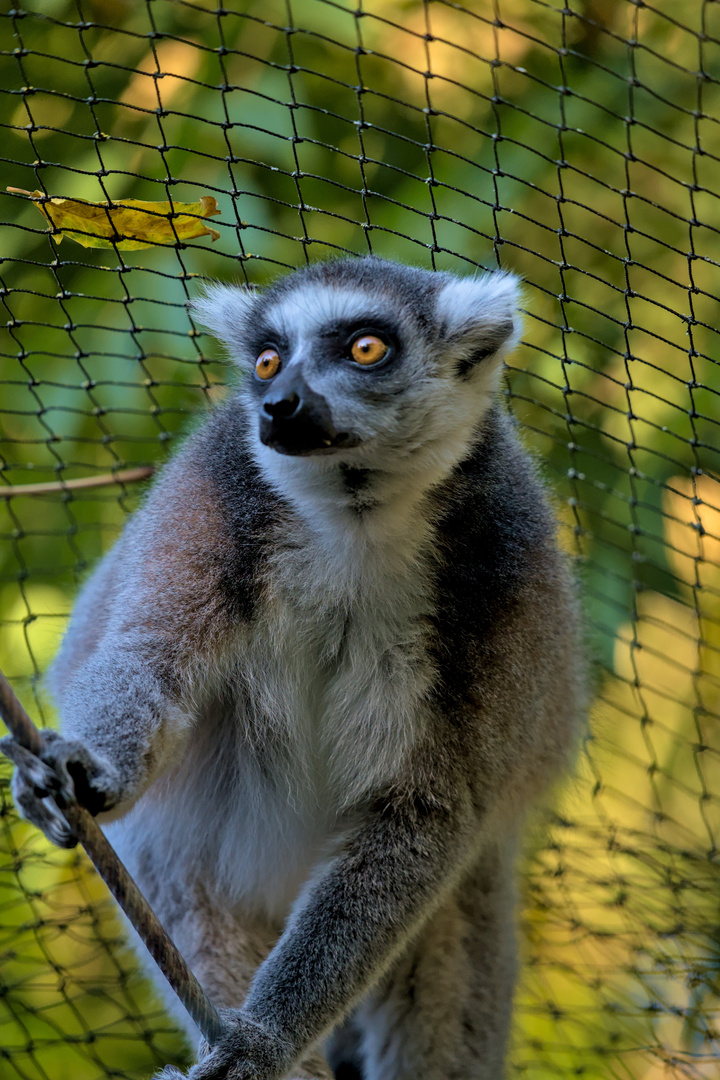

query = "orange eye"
[
  {"left": 350, "top": 334, "right": 388, "bottom": 366},
  {"left": 256, "top": 348, "right": 281, "bottom": 380}
]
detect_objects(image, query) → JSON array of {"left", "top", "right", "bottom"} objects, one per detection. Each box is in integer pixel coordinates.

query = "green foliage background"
[{"left": 1, "top": 1, "right": 720, "bottom": 1077}]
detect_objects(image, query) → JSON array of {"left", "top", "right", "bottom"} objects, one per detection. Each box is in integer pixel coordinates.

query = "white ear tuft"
[
  {"left": 436, "top": 270, "right": 522, "bottom": 357},
  {"left": 190, "top": 282, "right": 259, "bottom": 352}
]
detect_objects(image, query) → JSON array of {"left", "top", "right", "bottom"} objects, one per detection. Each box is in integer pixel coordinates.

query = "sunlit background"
[{"left": 1, "top": 1, "right": 720, "bottom": 1077}]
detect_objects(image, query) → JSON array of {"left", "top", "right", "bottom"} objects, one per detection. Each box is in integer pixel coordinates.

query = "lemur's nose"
[
  {"left": 258, "top": 368, "right": 349, "bottom": 455},
  {"left": 263, "top": 392, "right": 301, "bottom": 420}
]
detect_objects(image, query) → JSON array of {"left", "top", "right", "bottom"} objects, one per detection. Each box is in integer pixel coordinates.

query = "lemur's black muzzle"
[{"left": 260, "top": 371, "right": 345, "bottom": 455}]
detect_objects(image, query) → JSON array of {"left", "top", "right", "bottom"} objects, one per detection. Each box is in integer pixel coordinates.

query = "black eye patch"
[
  {"left": 319, "top": 317, "right": 400, "bottom": 348},
  {"left": 247, "top": 324, "right": 289, "bottom": 356}
]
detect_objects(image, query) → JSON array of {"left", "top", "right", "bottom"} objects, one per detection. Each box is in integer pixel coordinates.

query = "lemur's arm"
[
  {"left": 171, "top": 772, "right": 479, "bottom": 1080},
  {"left": 3, "top": 451, "right": 250, "bottom": 847}
]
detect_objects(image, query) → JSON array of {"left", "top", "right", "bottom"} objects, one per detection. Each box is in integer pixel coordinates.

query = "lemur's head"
[{"left": 193, "top": 257, "right": 520, "bottom": 478}]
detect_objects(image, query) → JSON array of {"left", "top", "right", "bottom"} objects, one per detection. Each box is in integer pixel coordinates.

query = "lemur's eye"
[
  {"left": 256, "top": 348, "right": 281, "bottom": 380},
  {"left": 350, "top": 334, "right": 388, "bottom": 366}
]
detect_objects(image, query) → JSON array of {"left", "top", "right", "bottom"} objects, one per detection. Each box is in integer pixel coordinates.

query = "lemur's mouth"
[
  {"left": 260, "top": 419, "right": 361, "bottom": 457},
  {"left": 258, "top": 374, "right": 363, "bottom": 456}
]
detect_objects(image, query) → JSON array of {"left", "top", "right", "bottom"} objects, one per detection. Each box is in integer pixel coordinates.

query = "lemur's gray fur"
[{"left": 5, "top": 257, "right": 584, "bottom": 1080}]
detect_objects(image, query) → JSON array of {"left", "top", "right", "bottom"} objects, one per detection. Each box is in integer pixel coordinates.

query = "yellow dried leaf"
[{"left": 7, "top": 188, "right": 220, "bottom": 250}]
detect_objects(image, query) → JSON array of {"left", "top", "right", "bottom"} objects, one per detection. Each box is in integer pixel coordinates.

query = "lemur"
[{"left": 4, "top": 257, "right": 584, "bottom": 1080}]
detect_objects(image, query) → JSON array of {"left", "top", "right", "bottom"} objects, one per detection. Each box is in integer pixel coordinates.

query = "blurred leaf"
[{"left": 7, "top": 189, "right": 221, "bottom": 249}]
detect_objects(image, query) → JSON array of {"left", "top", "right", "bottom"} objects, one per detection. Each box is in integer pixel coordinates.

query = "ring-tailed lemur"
[{"left": 3, "top": 257, "right": 584, "bottom": 1080}]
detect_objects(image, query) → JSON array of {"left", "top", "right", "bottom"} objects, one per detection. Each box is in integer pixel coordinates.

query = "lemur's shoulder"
[
  {"left": 183, "top": 399, "right": 281, "bottom": 534},
  {"left": 112, "top": 401, "right": 284, "bottom": 630},
  {"left": 429, "top": 406, "right": 577, "bottom": 703},
  {"left": 432, "top": 406, "right": 558, "bottom": 579}
]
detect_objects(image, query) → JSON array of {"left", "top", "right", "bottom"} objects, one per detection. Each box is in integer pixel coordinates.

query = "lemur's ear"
[
  {"left": 436, "top": 271, "right": 521, "bottom": 372},
  {"left": 190, "top": 282, "right": 259, "bottom": 353}
]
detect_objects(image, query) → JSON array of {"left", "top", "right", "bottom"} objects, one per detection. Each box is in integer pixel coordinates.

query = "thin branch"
[{"left": 0, "top": 466, "right": 154, "bottom": 498}]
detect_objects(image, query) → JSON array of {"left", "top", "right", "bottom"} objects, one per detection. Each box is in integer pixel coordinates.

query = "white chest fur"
[
  {"left": 111, "top": 502, "right": 438, "bottom": 919},
  {"left": 248, "top": 516, "right": 436, "bottom": 801}
]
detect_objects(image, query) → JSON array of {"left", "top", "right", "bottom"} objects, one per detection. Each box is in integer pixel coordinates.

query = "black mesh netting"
[{"left": 1, "top": 1, "right": 720, "bottom": 1077}]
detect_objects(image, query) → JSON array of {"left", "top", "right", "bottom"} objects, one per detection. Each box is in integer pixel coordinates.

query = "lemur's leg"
[
  {"left": 452, "top": 848, "right": 519, "bottom": 1080},
  {"left": 354, "top": 843, "right": 518, "bottom": 1080},
  {"left": 141, "top": 876, "right": 334, "bottom": 1080},
  {"left": 326, "top": 1013, "right": 364, "bottom": 1080},
  {"left": 352, "top": 897, "right": 471, "bottom": 1080}
]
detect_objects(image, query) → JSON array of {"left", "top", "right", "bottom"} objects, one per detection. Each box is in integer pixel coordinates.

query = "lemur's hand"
[
  {"left": 1, "top": 730, "right": 123, "bottom": 848},
  {"left": 153, "top": 1009, "right": 295, "bottom": 1080}
]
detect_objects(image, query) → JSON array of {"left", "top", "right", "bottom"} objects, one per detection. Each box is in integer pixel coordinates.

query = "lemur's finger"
[
  {"left": 1, "top": 737, "right": 58, "bottom": 797},
  {"left": 37, "top": 730, "right": 85, "bottom": 806},
  {"left": 13, "top": 785, "right": 77, "bottom": 848}
]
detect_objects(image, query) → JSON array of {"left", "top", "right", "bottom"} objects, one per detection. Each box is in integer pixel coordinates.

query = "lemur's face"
[
  {"left": 193, "top": 259, "right": 520, "bottom": 472},
  {"left": 245, "top": 290, "right": 404, "bottom": 457}
]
